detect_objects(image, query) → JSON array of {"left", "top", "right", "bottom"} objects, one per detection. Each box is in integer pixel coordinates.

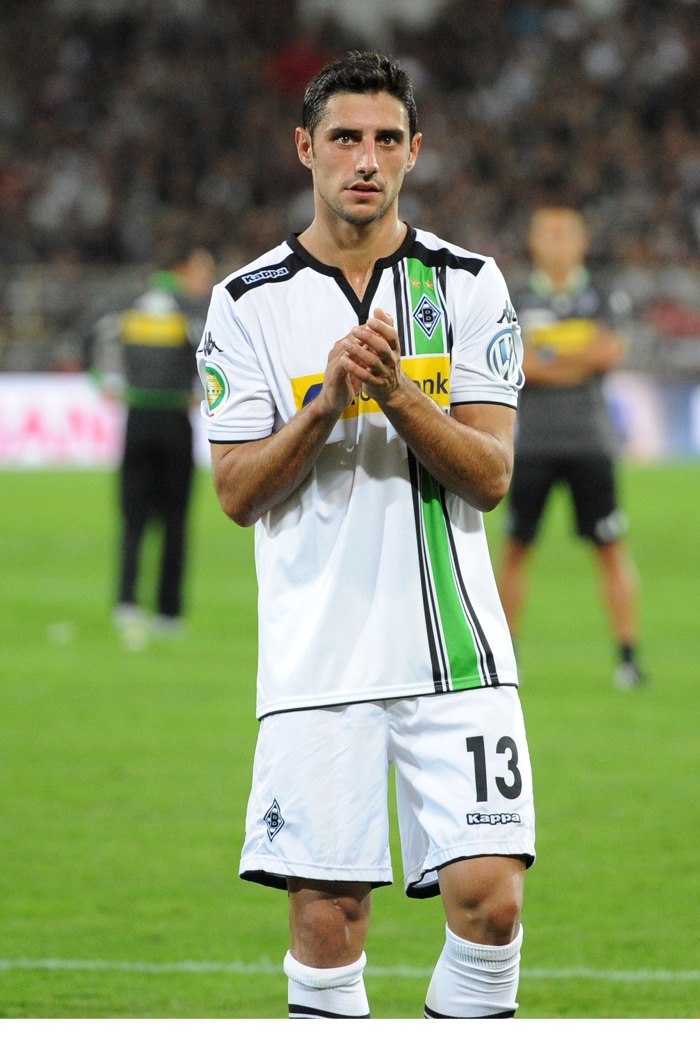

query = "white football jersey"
[{"left": 197, "top": 227, "right": 524, "bottom": 718}]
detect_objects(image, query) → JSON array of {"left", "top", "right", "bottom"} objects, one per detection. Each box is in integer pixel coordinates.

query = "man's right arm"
[{"left": 210, "top": 341, "right": 360, "bottom": 527}]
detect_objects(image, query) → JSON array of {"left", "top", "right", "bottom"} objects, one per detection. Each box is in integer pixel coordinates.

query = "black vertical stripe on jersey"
[
  {"left": 436, "top": 266, "right": 454, "bottom": 357},
  {"left": 407, "top": 452, "right": 449, "bottom": 693},
  {"left": 437, "top": 483, "right": 499, "bottom": 685},
  {"left": 392, "top": 263, "right": 409, "bottom": 357}
]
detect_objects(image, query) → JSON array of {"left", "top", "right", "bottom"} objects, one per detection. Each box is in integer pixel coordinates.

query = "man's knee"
[
  {"left": 287, "top": 879, "right": 372, "bottom": 967},
  {"left": 438, "top": 857, "right": 526, "bottom": 946}
]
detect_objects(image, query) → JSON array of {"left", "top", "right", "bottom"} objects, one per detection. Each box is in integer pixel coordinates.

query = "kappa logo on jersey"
[
  {"left": 498, "top": 299, "right": 517, "bottom": 324},
  {"left": 486, "top": 329, "right": 523, "bottom": 386},
  {"left": 264, "top": 799, "right": 285, "bottom": 842},
  {"left": 291, "top": 356, "right": 450, "bottom": 417},
  {"left": 241, "top": 265, "right": 290, "bottom": 286},
  {"left": 205, "top": 363, "right": 229, "bottom": 415},
  {"left": 412, "top": 293, "right": 443, "bottom": 339},
  {"left": 201, "top": 330, "right": 222, "bottom": 356},
  {"left": 466, "top": 812, "right": 522, "bottom": 826}
]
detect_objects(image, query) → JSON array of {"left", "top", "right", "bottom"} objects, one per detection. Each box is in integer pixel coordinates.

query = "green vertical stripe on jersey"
[
  {"left": 406, "top": 258, "right": 446, "bottom": 355},
  {"left": 419, "top": 466, "right": 482, "bottom": 688}
]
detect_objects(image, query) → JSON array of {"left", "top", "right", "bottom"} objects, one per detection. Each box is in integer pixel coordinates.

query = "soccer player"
[
  {"left": 198, "top": 51, "right": 535, "bottom": 1018},
  {"left": 498, "top": 205, "right": 645, "bottom": 689}
]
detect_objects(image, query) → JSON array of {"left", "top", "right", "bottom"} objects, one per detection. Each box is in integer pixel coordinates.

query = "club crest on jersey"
[
  {"left": 205, "top": 362, "right": 229, "bottom": 415},
  {"left": 486, "top": 329, "right": 523, "bottom": 386},
  {"left": 264, "top": 799, "right": 285, "bottom": 842},
  {"left": 412, "top": 293, "right": 442, "bottom": 340}
]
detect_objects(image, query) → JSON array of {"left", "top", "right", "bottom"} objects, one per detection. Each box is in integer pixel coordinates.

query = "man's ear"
[
  {"left": 295, "top": 127, "right": 313, "bottom": 170},
  {"left": 405, "top": 131, "right": 422, "bottom": 173}
]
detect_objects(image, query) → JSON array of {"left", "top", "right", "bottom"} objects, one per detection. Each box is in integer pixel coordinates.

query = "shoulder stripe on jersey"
[
  {"left": 225, "top": 251, "right": 306, "bottom": 302},
  {"left": 409, "top": 241, "right": 486, "bottom": 277}
]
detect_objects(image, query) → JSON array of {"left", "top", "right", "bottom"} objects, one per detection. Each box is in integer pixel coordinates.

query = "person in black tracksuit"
[{"left": 92, "top": 237, "right": 216, "bottom": 635}]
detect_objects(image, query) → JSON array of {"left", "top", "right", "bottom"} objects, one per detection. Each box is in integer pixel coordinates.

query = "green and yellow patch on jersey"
[{"left": 205, "top": 363, "right": 229, "bottom": 415}]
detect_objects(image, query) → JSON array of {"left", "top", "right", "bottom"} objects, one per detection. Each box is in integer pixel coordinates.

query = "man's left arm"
[{"left": 339, "top": 310, "right": 515, "bottom": 513}]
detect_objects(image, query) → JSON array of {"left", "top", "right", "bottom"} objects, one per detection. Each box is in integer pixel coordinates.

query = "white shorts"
[{"left": 239, "top": 687, "right": 535, "bottom": 897}]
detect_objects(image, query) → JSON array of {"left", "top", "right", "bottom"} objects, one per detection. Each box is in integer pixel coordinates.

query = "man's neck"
[
  {"left": 298, "top": 216, "right": 408, "bottom": 298},
  {"left": 531, "top": 264, "right": 589, "bottom": 296}
]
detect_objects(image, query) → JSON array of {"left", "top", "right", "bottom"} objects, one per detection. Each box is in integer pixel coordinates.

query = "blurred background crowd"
[{"left": 0, "top": 0, "right": 699, "bottom": 374}]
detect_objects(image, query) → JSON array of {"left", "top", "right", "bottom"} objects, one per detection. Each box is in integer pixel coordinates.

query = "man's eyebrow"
[
  {"left": 376, "top": 127, "right": 406, "bottom": 138},
  {"left": 327, "top": 126, "right": 407, "bottom": 138}
]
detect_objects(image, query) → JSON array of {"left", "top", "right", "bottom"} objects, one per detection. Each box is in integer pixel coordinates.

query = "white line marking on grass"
[{"left": 1, "top": 958, "right": 699, "bottom": 982}]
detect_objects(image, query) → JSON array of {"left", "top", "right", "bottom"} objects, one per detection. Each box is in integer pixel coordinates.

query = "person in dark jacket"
[
  {"left": 498, "top": 206, "right": 644, "bottom": 689},
  {"left": 92, "top": 231, "right": 216, "bottom": 645}
]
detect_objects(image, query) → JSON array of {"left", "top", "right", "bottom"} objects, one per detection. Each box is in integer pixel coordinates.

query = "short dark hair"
[{"left": 302, "top": 50, "right": 418, "bottom": 141}]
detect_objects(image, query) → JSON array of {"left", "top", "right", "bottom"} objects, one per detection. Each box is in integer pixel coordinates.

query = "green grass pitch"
[{"left": 1, "top": 463, "right": 699, "bottom": 1019}]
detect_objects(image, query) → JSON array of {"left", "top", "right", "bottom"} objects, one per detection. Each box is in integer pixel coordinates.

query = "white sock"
[
  {"left": 284, "top": 950, "right": 370, "bottom": 1018},
  {"left": 424, "top": 924, "right": 523, "bottom": 1018}
]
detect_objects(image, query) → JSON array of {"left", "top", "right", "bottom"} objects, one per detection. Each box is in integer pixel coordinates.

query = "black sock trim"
[
  {"left": 424, "top": 1004, "right": 515, "bottom": 1019},
  {"left": 288, "top": 1003, "right": 370, "bottom": 1019}
]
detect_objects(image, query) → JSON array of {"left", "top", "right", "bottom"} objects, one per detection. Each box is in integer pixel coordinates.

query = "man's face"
[
  {"left": 296, "top": 91, "right": 421, "bottom": 228},
  {"left": 528, "top": 209, "right": 590, "bottom": 271}
]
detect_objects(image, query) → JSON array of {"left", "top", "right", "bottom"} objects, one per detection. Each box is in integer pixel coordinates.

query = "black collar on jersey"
[{"left": 287, "top": 225, "right": 418, "bottom": 322}]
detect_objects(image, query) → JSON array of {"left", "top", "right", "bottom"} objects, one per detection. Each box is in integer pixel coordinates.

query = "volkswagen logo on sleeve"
[{"left": 486, "top": 329, "right": 524, "bottom": 387}]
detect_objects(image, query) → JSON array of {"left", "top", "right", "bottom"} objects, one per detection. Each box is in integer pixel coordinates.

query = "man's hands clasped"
[{"left": 316, "top": 308, "right": 405, "bottom": 418}]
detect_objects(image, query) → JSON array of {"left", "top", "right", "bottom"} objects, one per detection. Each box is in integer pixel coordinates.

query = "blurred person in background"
[
  {"left": 498, "top": 205, "right": 645, "bottom": 690},
  {"left": 88, "top": 225, "right": 216, "bottom": 647},
  {"left": 199, "top": 50, "right": 534, "bottom": 1019}
]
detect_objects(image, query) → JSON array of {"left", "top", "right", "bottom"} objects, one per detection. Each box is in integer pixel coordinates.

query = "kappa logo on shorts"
[
  {"left": 264, "top": 799, "right": 285, "bottom": 842},
  {"left": 466, "top": 812, "right": 522, "bottom": 826}
]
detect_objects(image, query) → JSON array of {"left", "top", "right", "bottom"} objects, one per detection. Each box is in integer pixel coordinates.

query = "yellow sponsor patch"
[
  {"left": 121, "top": 311, "right": 189, "bottom": 347},
  {"left": 291, "top": 356, "right": 450, "bottom": 416},
  {"left": 530, "top": 318, "right": 597, "bottom": 355}
]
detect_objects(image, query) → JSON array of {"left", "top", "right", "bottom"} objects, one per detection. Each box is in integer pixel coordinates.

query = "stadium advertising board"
[
  {"left": 0, "top": 374, "right": 210, "bottom": 468},
  {"left": 0, "top": 373, "right": 698, "bottom": 468}
]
